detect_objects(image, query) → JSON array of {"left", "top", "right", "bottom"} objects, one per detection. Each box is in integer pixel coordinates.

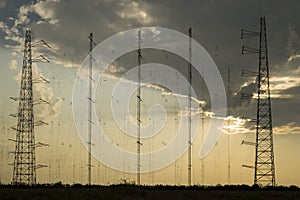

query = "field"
[{"left": 1, "top": 184, "right": 300, "bottom": 200}]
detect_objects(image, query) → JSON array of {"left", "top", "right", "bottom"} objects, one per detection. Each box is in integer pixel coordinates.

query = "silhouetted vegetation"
[
  {"left": 0, "top": 183, "right": 299, "bottom": 200},
  {"left": 0, "top": 182, "right": 299, "bottom": 190}
]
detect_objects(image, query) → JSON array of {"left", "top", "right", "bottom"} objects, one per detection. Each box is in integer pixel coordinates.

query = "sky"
[{"left": 0, "top": 0, "right": 300, "bottom": 186}]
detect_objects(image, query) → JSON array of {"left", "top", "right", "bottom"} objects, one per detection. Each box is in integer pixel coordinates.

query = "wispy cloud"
[
  {"left": 273, "top": 122, "right": 300, "bottom": 135},
  {"left": 222, "top": 116, "right": 252, "bottom": 135},
  {"left": 220, "top": 116, "right": 300, "bottom": 135},
  {"left": 116, "top": 0, "right": 156, "bottom": 25},
  {"left": 9, "top": 59, "right": 18, "bottom": 70},
  {"left": 269, "top": 76, "right": 300, "bottom": 98},
  {"left": 288, "top": 54, "right": 300, "bottom": 62},
  {"left": 33, "top": 0, "right": 60, "bottom": 26}
]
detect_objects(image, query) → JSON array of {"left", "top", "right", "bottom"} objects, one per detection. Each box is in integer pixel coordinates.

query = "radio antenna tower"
[
  {"left": 188, "top": 27, "right": 192, "bottom": 186},
  {"left": 241, "top": 17, "right": 275, "bottom": 186},
  {"left": 12, "top": 29, "right": 36, "bottom": 185},
  {"left": 12, "top": 29, "right": 50, "bottom": 185},
  {"left": 137, "top": 29, "right": 142, "bottom": 185},
  {"left": 87, "top": 33, "right": 96, "bottom": 185},
  {"left": 201, "top": 109, "right": 205, "bottom": 185},
  {"left": 227, "top": 67, "right": 231, "bottom": 184}
]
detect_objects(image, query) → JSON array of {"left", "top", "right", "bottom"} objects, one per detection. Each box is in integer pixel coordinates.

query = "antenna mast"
[
  {"left": 201, "top": 109, "right": 205, "bottom": 185},
  {"left": 12, "top": 30, "right": 50, "bottom": 185},
  {"left": 12, "top": 30, "right": 36, "bottom": 185},
  {"left": 188, "top": 27, "right": 192, "bottom": 186},
  {"left": 241, "top": 17, "right": 276, "bottom": 186},
  {"left": 137, "top": 29, "right": 142, "bottom": 185},
  {"left": 87, "top": 32, "right": 94, "bottom": 185},
  {"left": 227, "top": 66, "right": 231, "bottom": 184}
]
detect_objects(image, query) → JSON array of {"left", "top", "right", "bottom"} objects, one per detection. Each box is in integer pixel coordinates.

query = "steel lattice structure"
[
  {"left": 254, "top": 17, "right": 275, "bottom": 186},
  {"left": 12, "top": 30, "right": 36, "bottom": 185},
  {"left": 241, "top": 17, "right": 275, "bottom": 186}
]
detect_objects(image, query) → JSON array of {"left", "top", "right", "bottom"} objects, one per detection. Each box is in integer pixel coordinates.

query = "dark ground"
[{"left": 1, "top": 184, "right": 300, "bottom": 200}]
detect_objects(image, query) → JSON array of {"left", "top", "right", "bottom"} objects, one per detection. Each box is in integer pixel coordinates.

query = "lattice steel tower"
[
  {"left": 241, "top": 17, "right": 275, "bottom": 186},
  {"left": 12, "top": 30, "right": 36, "bottom": 185}
]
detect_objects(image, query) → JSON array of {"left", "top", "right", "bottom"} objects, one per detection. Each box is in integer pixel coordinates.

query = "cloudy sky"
[{"left": 0, "top": 0, "right": 300, "bottom": 186}]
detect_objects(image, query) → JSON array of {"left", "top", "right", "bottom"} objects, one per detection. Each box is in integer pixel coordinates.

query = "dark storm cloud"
[
  {"left": 135, "top": 1, "right": 300, "bottom": 129},
  {"left": 0, "top": 0, "right": 300, "bottom": 130},
  {"left": 28, "top": 0, "right": 158, "bottom": 66},
  {"left": 1, "top": 0, "right": 299, "bottom": 70}
]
